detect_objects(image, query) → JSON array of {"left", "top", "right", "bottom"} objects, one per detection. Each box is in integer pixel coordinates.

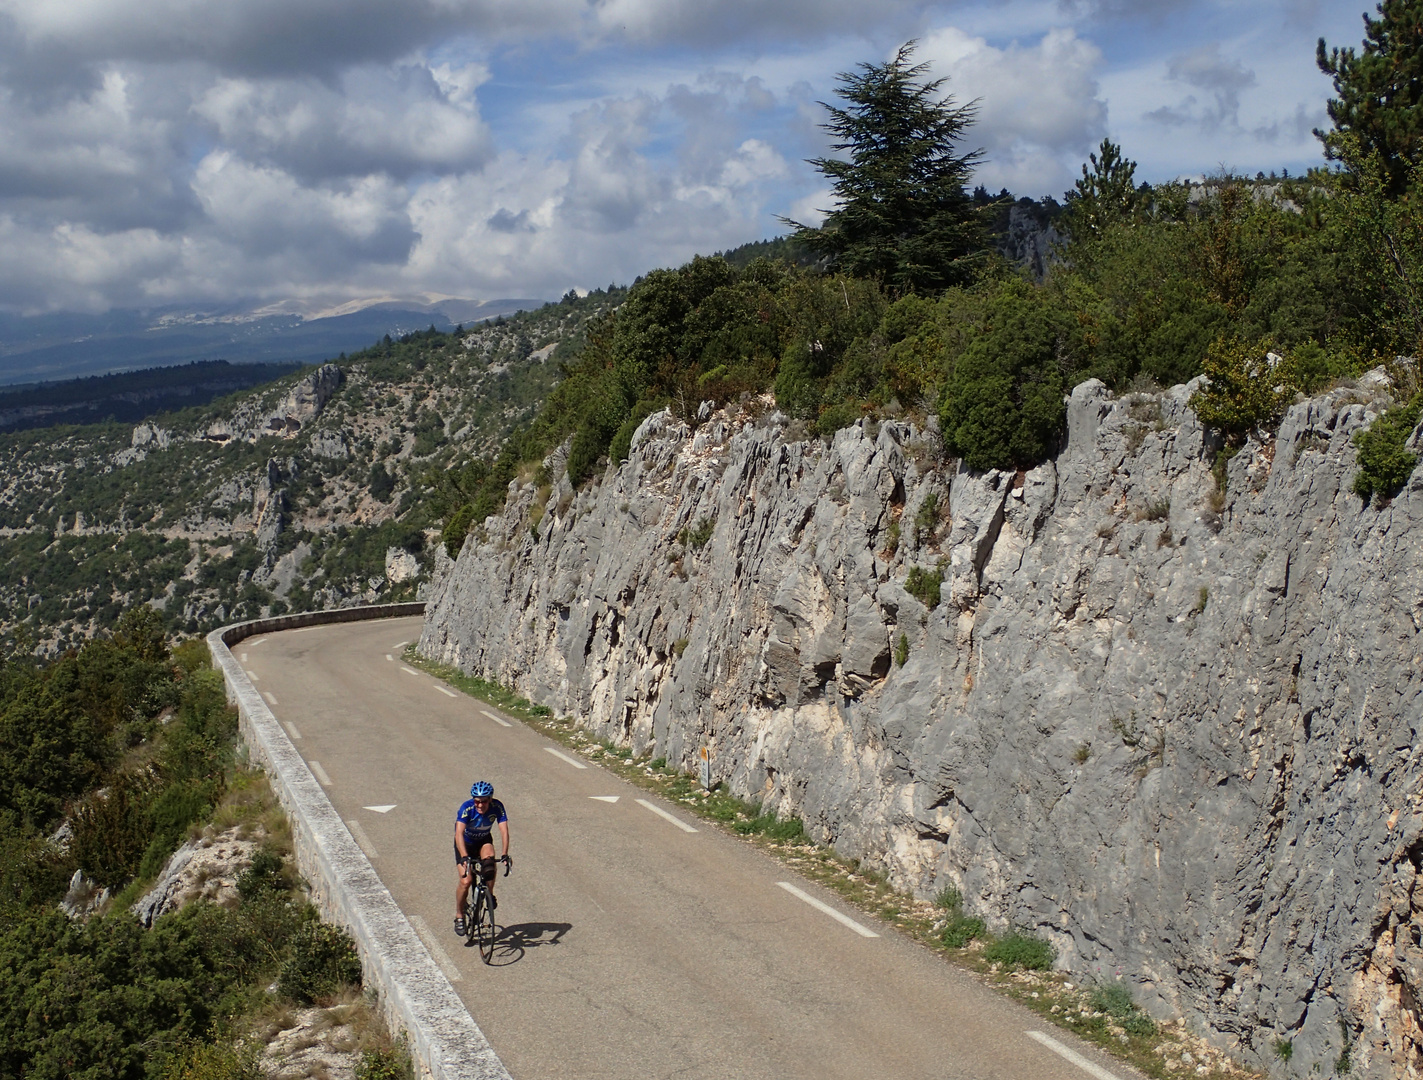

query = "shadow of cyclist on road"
[{"left": 476, "top": 921, "right": 572, "bottom": 966}]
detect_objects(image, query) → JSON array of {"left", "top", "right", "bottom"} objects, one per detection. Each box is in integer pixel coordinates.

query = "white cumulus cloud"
[{"left": 918, "top": 25, "right": 1107, "bottom": 196}]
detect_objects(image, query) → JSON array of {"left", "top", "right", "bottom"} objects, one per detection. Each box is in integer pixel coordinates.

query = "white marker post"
[{"left": 700, "top": 745, "right": 712, "bottom": 791}]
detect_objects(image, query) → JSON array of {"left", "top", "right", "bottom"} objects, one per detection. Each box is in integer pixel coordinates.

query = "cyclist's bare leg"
[
  {"left": 456, "top": 860, "right": 472, "bottom": 918},
  {"left": 478, "top": 840, "right": 496, "bottom": 901}
]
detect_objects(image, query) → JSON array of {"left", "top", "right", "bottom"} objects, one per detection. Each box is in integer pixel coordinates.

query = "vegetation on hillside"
[
  {"left": 0, "top": 611, "right": 400, "bottom": 1079},
  {"left": 429, "top": 13, "right": 1423, "bottom": 543}
]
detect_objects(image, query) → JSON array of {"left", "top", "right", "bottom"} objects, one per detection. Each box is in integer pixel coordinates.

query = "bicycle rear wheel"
[{"left": 475, "top": 887, "right": 498, "bottom": 963}]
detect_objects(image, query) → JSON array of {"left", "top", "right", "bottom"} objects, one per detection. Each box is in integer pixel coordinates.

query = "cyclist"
[{"left": 454, "top": 780, "right": 511, "bottom": 936}]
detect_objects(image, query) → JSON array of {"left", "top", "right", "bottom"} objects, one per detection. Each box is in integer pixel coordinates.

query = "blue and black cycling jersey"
[{"left": 456, "top": 797, "right": 507, "bottom": 844}]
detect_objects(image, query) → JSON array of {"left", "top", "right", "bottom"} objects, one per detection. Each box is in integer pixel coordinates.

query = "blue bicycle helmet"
[{"left": 470, "top": 781, "right": 494, "bottom": 799}]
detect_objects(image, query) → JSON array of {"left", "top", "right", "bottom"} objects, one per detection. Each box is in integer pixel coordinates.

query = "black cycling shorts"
[{"left": 455, "top": 835, "right": 494, "bottom": 863}]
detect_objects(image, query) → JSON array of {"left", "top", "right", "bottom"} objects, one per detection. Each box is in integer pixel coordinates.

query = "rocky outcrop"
[
  {"left": 203, "top": 363, "right": 342, "bottom": 444},
  {"left": 130, "top": 829, "right": 265, "bottom": 926},
  {"left": 420, "top": 377, "right": 1423, "bottom": 1077}
]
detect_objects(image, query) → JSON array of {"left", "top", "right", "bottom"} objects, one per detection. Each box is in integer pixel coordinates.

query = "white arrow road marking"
[
  {"left": 636, "top": 799, "right": 698, "bottom": 833},
  {"left": 309, "top": 761, "right": 332, "bottom": 786},
  {"left": 544, "top": 747, "right": 587, "bottom": 769},
  {"left": 364, "top": 805, "right": 396, "bottom": 814},
  {"left": 481, "top": 709, "right": 512, "bottom": 728},
  {"left": 248, "top": 638, "right": 267, "bottom": 647},
  {"left": 409, "top": 915, "right": 462, "bottom": 982},
  {"left": 590, "top": 796, "right": 620, "bottom": 803},
  {"left": 262, "top": 691, "right": 278, "bottom": 705},
  {"left": 346, "top": 820, "right": 378, "bottom": 859},
  {"left": 245, "top": 669, "right": 259, "bottom": 681},
  {"left": 776, "top": 882, "right": 878, "bottom": 938},
  {"left": 435, "top": 685, "right": 458, "bottom": 697},
  {"left": 284, "top": 721, "right": 303, "bottom": 741},
  {"left": 400, "top": 665, "right": 421, "bottom": 676},
  {"left": 1026, "top": 1031, "right": 1123, "bottom": 1080}
]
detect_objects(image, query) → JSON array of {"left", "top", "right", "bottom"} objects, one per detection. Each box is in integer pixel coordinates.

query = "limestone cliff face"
[{"left": 420, "top": 378, "right": 1423, "bottom": 1077}]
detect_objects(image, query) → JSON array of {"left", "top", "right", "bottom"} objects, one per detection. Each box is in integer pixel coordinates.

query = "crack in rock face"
[{"left": 421, "top": 375, "right": 1423, "bottom": 1077}]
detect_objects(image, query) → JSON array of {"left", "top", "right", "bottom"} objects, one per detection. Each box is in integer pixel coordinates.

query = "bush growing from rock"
[
  {"left": 278, "top": 922, "right": 362, "bottom": 1004},
  {"left": 1352, "top": 396, "right": 1423, "bottom": 504}
]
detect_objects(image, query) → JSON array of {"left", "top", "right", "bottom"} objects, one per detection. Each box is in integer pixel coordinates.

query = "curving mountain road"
[{"left": 241, "top": 617, "right": 1130, "bottom": 1080}]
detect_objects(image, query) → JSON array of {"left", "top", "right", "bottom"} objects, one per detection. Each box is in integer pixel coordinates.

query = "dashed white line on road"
[
  {"left": 346, "top": 819, "right": 378, "bottom": 859},
  {"left": 409, "top": 915, "right": 462, "bottom": 982},
  {"left": 248, "top": 638, "right": 266, "bottom": 647},
  {"left": 245, "top": 669, "right": 260, "bottom": 681},
  {"left": 1026, "top": 1031, "right": 1122, "bottom": 1080},
  {"left": 262, "top": 691, "right": 278, "bottom": 705},
  {"left": 293, "top": 626, "right": 319, "bottom": 633},
  {"left": 309, "top": 760, "right": 332, "bottom": 786},
  {"left": 636, "top": 798, "right": 698, "bottom": 833},
  {"left": 544, "top": 746, "right": 587, "bottom": 769},
  {"left": 284, "top": 721, "right": 303, "bottom": 741},
  {"left": 400, "top": 665, "right": 421, "bottom": 676},
  {"left": 240, "top": 652, "right": 248, "bottom": 663},
  {"left": 393, "top": 641, "right": 408, "bottom": 648},
  {"left": 776, "top": 882, "right": 879, "bottom": 938},
  {"left": 435, "top": 685, "right": 458, "bottom": 697},
  {"left": 385, "top": 654, "right": 394, "bottom": 662},
  {"left": 590, "top": 796, "right": 620, "bottom": 803},
  {"left": 482, "top": 709, "right": 512, "bottom": 728},
  {"left": 364, "top": 805, "right": 396, "bottom": 813}
]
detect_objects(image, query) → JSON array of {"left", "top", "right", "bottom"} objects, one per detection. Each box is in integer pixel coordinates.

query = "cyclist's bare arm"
[
  {"left": 497, "top": 820, "right": 510, "bottom": 861},
  {"left": 454, "top": 822, "right": 470, "bottom": 874}
]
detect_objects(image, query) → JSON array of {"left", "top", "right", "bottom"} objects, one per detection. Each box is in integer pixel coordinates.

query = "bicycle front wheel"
[{"left": 475, "top": 889, "right": 498, "bottom": 963}]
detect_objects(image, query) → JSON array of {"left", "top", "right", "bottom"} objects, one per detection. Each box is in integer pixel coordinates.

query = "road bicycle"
[{"left": 463, "top": 855, "right": 511, "bottom": 963}]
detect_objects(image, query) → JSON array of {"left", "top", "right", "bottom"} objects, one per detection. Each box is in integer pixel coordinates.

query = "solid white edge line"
[
  {"left": 435, "top": 685, "right": 457, "bottom": 697},
  {"left": 262, "top": 691, "right": 277, "bottom": 705},
  {"left": 346, "top": 819, "right": 379, "bottom": 859},
  {"left": 284, "top": 721, "right": 303, "bottom": 741},
  {"left": 635, "top": 798, "right": 698, "bottom": 833},
  {"left": 543, "top": 746, "right": 587, "bottom": 769},
  {"left": 409, "top": 915, "right": 462, "bottom": 982},
  {"left": 481, "top": 709, "right": 512, "bottom": 728},
  {"left": 775, "top": 881, "right": 879, "bottom": 938},
  {"left": 1026, "top": 1031, "right": 1123, "bottom": 1080},
  {"left": 400, "top": 665, "right": 421, "bottom": 676},
  {"left": 309, "top": 760, "right": 332, "bottom": 786}
]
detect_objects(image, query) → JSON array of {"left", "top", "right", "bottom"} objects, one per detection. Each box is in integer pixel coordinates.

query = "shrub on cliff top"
[
  {"left": 1189, "top": 336, "right": 1298, "bottom": 445},
  {"left": 1353, "top": 396, "right": 1423, "bottom": 504}
]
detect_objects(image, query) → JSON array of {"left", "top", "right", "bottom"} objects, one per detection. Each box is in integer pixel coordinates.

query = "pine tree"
[
  {"left": 1063, "top": 139, "right": 1141, "bottom": 243},
  {"left": 782, "top": 42, "right": 990, "bottom": 295},
  {"left": 1317, "top": 0, "right": 1423, "bottom": 193}
]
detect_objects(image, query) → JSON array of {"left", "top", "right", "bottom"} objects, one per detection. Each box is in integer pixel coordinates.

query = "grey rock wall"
[{"left": 420, "top": 379, "right": 1423, "bottom": 1077}]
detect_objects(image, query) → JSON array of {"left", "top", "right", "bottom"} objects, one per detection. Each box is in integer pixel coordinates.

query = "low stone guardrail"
[{"left": 208, "top": 603, "right": 512, "bottom": 1080}]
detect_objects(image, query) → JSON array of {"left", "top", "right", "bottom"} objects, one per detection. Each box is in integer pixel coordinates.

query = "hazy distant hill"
[
  {"left": 0, "top": 360, "right": 311, "bottom": 432},
  {"left": 0, "top": 296, "right": 543, "bottom": 385}
]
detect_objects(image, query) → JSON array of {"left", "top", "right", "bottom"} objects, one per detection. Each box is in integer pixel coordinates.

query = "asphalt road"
[{"left": 242, "top": 617, "right": 1131, "bottom": 1080}]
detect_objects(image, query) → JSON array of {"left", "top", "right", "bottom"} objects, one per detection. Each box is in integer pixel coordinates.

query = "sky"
[{"left": 0, "top": 0, "right": 1364, "bottom": 314}]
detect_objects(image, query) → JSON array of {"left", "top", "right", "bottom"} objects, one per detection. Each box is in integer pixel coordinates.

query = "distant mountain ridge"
[{"left": 0, "top": 295, "right": 543, "bottom": 386}]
